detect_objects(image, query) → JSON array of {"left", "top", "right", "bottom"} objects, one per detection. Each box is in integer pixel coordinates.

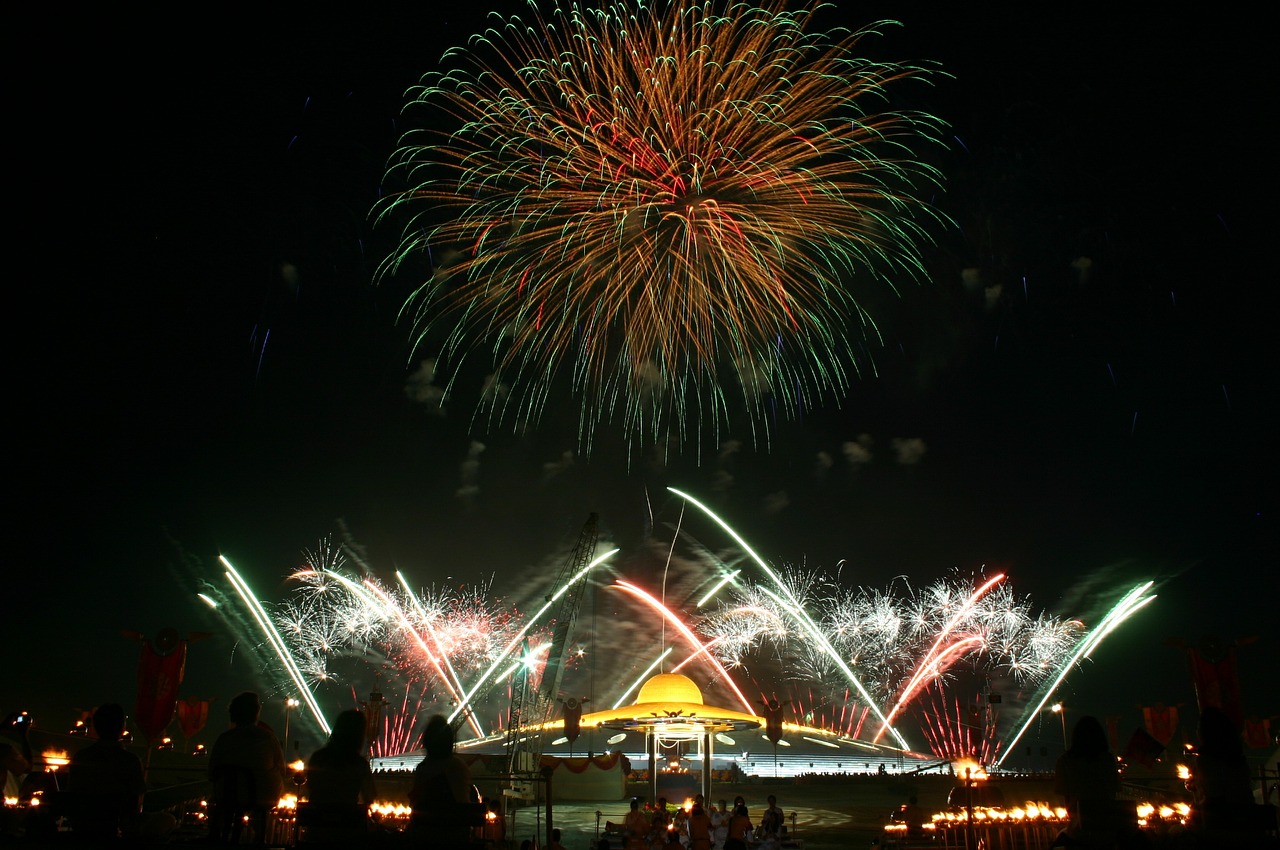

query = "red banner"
[
  {"left": 1243, "top": 717, "right": 1273, "bottom": 750},
  {"left": 176, "top": 697, "right": 210, "bottom": 739},
  {"left": 131, "top": 628, "right": 189, "bottom": 743},
  {"left": 1141, "top": 704, "right": 1179, "bottom": 745},
  {"left": 1123, "top": 727, "right": 1165, "bottom": 768},
  {"left": 1185, "top": 636, "right": 1248, "bottom": 728}
]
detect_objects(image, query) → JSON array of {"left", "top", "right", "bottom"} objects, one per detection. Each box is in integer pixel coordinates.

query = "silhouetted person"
[
  {"left": 409, "top": 714, "right": 478, "bottom": 848},
  {"left": 1192, "top": 706, "right": 1257, "bottom": 837},
  {"left": 761, "top": 793, "right": 785, "bottom": 837},
  {"left": 209, "top": 691, "right": 286, "bottom": 845},
  {"left": 65, "top": 703, "right": 145, "bottom": 840},
  {"left": 1053, "top": 714, "right": 1124, "bottom": 846},
  {"left": 620, "top": 795, "right": 649, "bottom": 849},
  {"left": 652, "top": 795, "right": 671, "bottom": 833},
  {"left": 303, "top": 709, "right": 375, "bottom": 843},
  {"left": 894, "top": 794, "right": 927, "bottom": 839},
  {"left": 0, "top": 712, "right": 32, "bottom": 800}
]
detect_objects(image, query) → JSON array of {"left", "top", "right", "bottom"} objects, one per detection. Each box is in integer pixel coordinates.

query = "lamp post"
[
  {"left": 1051, "top": 703, "right": 1068, "bottom": 749},
  {"left": 283, "top": 697, "right": 301, "bottom": 755}
]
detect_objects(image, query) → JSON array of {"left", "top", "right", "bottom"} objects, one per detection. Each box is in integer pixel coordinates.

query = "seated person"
[
  {"left": 208, "top": 692, "right": 287, "bottom": 843},
  {"left": 65, "top": 703, "right": 146, "bottom": 839},
  {"left": 304, "top": 709, "right": 375, "bottom": 842}
]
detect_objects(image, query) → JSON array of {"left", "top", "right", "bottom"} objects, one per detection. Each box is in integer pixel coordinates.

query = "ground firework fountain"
[{"left": 214, "top": 494, "right": 1153, "bottom": 764}]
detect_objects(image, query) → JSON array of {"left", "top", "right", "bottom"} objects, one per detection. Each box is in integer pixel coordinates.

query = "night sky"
[{"left": 15, "top": 3, "right": 1274, "bottom": 756}]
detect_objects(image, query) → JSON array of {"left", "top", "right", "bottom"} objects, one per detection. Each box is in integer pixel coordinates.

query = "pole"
[
  {"left": 964, "top": 766, "right": 974, "bottom": 850},
  {"left": 1051, "top": 703, "right": 1068, "bottom": 751},
  {"left": 543, "top": 764, "right": 555, "bottom": 850},
  {"left": 649, "top": 730, "right": 659, "bottom": 806},
  {"left": 702, "top": 731, "right": 713, "bottom": 804},
  {"left": 283, "top": 697, "right": 300, "bottom": 755}
]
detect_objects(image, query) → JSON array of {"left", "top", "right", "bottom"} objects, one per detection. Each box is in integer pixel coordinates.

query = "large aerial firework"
[{"left": 378, "top": 0, "right": 947, "bottom": 448}]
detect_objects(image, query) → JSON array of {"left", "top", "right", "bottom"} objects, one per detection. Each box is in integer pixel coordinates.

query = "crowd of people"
[
  {"left": 604, "top": 792, "right": 793, "bottom": 850},
  {"left": 1, "top": 692, "right": 478, "bottom": 845}
]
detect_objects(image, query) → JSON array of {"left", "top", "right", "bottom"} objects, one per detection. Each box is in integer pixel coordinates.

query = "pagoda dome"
[{"left": 636, "top": 672, "right": 704, "bottom": 706}]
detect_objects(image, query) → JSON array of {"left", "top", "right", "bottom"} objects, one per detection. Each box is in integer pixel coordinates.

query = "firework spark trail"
[
  {"left": 612, "top": 648, "right": 674, "bottom": 709},
  {"left": 819, "top": 575, "right": 1076, "bottom": 710},
  {"left": 361, "top": 579, "right": 485, "bottom": 739},
  {"left": 372, "top": 686, "right": 428, "bottom": 759},
  {"left": 668, "top": 487, "right": 909, "bottom": 748},
  {"left": 697, "top": 593, "right": 791, "bottom": 662},
  {"left": 379, "top": 1, "right": 948, "bottom": 448},
  {"left": 394, "top": 578, "right": 468, "bottom": 684},
  {"left": 447, "top": 549, "right": 618, "bottom": 727},
  {"left": 874, "top": 573, "right": 1005, "bottom": 742},
  {"left": 221, "top": 556, "right": 331, "bottom": 736},
  {"left": 670, "top": 636, "right": 726, "bottom": 675},
  {"left": 914, "top": 685, "right": 999, "bottom": 764},
  {"left": 691, "top": 548, "right": 1080, "bottom": 748},
  {"left": 994, "top": 581, "right": 1157, "bottom": 768},
  {"left": 280, "top": 560, "right": 527, "bottom": 735},
  {"left": 697, "top": 569, "right": 741, "bottom": 607},
  {"left": 613, "top": 580, "right": 756, "bottom": 715},
  {"left": 395, "top": 572, "right": 482, "bottom": 734}
]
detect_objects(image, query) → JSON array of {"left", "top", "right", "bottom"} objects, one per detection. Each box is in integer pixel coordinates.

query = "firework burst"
[
  {"left": 274, "top": 543, "right": 531, "bottom": 737},
  {"left": 379, "top": 0, "right": 947, "bottom": 448},
  {"left": 698, "top": 569, "right": 1081, "bottom": 729}
]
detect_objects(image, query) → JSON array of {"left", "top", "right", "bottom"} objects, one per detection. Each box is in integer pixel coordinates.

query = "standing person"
[
  {"left": 710, "top": 800, "right": 729, "bottom": 848},
  {"left": 409, "top": 714, "right": 479, "bottom": 848},
  {"left": 208, "top": 692, "right": 287, "bottom": 845},
  {"left": 725, "top": 804, "right": 752, "bottom": 850},
  {"left": 303, "top": 709, "right": 376, "bottom": 843},
  {"left": 547, "top": 827, "right": 568, "bottom": 850},
  {"left": 65, "top": 703, "right": 146, "bottom": 840},
  {"left": 1053, "top": 714, "right": 1122, "bottom": 845},
  {"left": 652, "top": 796, "right": 671, "bottom": 833},
  {"left": 687, "top": 800, "right": 713, "bottom": 850}
]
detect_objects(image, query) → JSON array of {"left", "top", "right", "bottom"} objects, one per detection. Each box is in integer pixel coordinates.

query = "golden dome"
[{"left": 636, "top": 673, "right": 704, "bottom": 706}]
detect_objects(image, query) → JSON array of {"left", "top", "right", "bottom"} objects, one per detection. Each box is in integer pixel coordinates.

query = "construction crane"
[{"left": 503, "top": 513, "right": 599, "bottom": 799}]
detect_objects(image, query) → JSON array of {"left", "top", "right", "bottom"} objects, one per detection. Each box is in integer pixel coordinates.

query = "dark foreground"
[{"left": 7, "top": 773, "right": 1277, "bottom": 848}]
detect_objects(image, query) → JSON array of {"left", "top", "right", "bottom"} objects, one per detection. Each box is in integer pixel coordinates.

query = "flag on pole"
[{"left": 128, "top": 627, "right": 189, "bottom": 744}]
